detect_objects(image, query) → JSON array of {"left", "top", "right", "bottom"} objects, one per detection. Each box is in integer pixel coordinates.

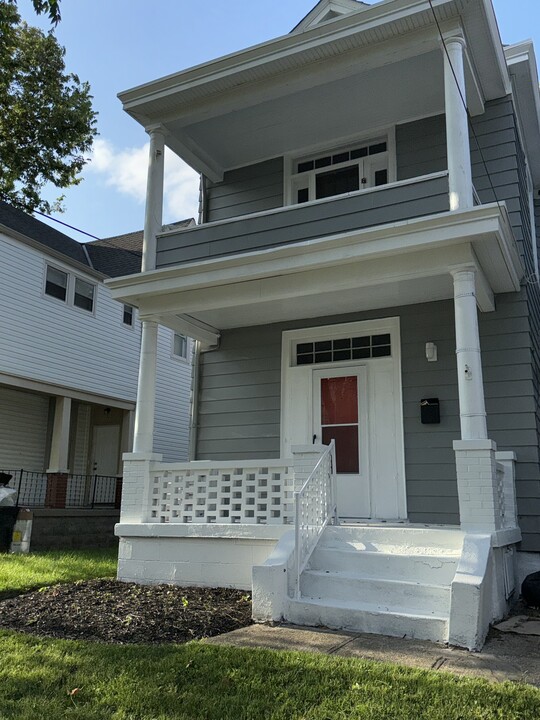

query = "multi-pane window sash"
[{"left": 296, "top": 334, "right": 391, "bottom": 365}]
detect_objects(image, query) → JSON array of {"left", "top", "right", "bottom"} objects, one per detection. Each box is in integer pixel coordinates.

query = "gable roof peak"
[{"left": 292, "top": 0, "right": 371, "bottom": 34}]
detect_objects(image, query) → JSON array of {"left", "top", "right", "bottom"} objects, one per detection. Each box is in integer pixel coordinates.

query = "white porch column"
[
  {"left": 451, "top": 268, "right": 487, "bottom": 440},
  {"left": 451, "top": 268, "right": 504, "bottom": 532},
  {"left": 47, "top": 396, "right": 72, "bottom": 472},
  {"left": 132, "top": 127, "right": 165, "bottom": 455},
  {"left": 133, "top": 320, "right": 159, "bottom": 454},
  {"left": 141, "top": 128, "right": 165, "bottom": 273},
  {"left": 443, "top": 36, "right": 473, "bottom": 211}
]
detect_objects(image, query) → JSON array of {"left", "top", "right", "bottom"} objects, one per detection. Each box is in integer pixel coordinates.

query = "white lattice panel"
[{"left": 149, "top": 463, "right": 295, "bottom": 525}]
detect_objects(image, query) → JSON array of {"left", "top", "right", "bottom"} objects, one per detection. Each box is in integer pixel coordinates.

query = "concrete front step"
[
  {"left": 309, "top": 546, "right": 459, "bottom": 584},
  {"left": 287, "top": 596, "right": 449, "bottom": 644},
  {"left": 300, "top": 570, "right": 451, "bottom": 615}
]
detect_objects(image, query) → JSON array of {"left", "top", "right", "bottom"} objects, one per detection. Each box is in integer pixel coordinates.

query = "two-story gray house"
[{"left": 109, "top": 0, "right": 540, "bottom": 650}]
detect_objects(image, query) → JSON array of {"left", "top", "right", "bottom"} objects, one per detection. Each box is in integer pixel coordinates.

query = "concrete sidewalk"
[{"left": 206, "top": 624, "right": 540, "bottom": 686}]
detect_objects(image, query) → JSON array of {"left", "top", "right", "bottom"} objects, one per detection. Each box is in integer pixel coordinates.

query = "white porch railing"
[
  {"left": 294, "top": 440, "right": 338, "bottom": 599},
  {"left": 149, "top": 460, "right": 295, "bottom": 525}
]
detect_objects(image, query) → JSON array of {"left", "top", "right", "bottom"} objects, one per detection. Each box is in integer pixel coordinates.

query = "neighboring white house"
[
  {"left": 0, "top": 201, "right": 194, "bottom": 512},
  {"left": 109, "top": 0, "right": 540, "bottom": 650}
]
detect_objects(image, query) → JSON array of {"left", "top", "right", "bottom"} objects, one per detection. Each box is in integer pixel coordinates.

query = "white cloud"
[{"left": 88, "top": 138, "right": 200, "bottom": 222}]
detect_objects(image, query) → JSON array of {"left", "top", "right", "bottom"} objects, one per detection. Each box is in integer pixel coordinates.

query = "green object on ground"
[
  {"left": 0, "top": 548, "right": 117, "bottom": 598},
  {"left": 0, "top": 633, "right": 539, "bottom": 719}
]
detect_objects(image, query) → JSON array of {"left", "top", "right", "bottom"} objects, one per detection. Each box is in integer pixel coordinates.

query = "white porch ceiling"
[
  {"left": 192, "top": 273, "right": 455, "bottom": 329},
  {"left": 119, "top": 0, "right": 510, "bottom": 179},
  {"left": 176, "top": 51, "right": 445, "bottom": 171}
]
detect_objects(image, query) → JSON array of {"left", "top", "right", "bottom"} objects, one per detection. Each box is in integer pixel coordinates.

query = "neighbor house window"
[
  {"left": 123, "top": 304, "right": 134, "bottom": 326},
  {"left": 73, "top": 278, "right": 95, "bottom": 312},
  {"left": 45, "top": 266, "right": 68, "bottom": 301},
  {"left": 173, "top": 333, "right": 188, "bottom": 359},
  {"left": 290, "top": 138, "right": 389, "bottom": 205}
]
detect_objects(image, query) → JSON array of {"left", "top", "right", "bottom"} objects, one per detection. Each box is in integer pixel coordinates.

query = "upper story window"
[
  {"left": 290, "top": 138, "right": 389, "bottom": 205},
  {"left": 45, "top": 266, "right": 68, "bottom": 301},
  {"left": 44, "top": 263, "right": 96, "bottom": 315},
  {"left": 123, "top": 304, "right": 134, "bottom": 326},
  {"left": 173, "top": 333, "right": 188, "bottom": 360},
  {"left": 74, "top": 278, "right": 95, "bottom": 312}
]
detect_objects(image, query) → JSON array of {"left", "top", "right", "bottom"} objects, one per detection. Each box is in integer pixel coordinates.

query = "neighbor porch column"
[
  {"left": 451, "top": 268, "right": 503, "bottom": 533},
  {"left": 443, "top": 36, "right": 473, "bottom": 211},
  {"left": 46, "top": 396, "right": 72, "bottom": 508},
  {"left": 47, "top": 396, "right": 72, "bottom": 473}
]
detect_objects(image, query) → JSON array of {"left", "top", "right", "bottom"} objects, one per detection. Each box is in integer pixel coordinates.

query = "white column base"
[
  {"left": 454, "top": 440, "right": 504, "bottom": 533},
  {"left": 120, "top": 452, "right": 162, "bottom": 524}
]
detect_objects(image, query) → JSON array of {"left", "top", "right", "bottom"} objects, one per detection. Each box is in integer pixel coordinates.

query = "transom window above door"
[
  {"left": 296, "top": 334, "right": 391, "bottom": 366},
  {"left": 290, "top": 139, "right": 389, "bottom": 205}
]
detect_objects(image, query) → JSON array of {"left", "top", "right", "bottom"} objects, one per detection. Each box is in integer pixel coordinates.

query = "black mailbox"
[{"left": 421, "top": 398, "right": 440, "bottom": 424}]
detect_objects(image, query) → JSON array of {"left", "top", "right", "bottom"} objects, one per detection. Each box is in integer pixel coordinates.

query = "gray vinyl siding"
[
  {"left": 196, "top": 292, "right": 540, "bottom": 548},
  {"left": 196, "top": 302, "right": 461, "bottom": 526},
  {"left": 396, "top": 114, "right": 447, "bottom": 181},
  {"left": 205, "top": 159, "right": 284, "bottom": 223},
  {"left": 156, "top": 174, "right": 449, "bottom": 267}
]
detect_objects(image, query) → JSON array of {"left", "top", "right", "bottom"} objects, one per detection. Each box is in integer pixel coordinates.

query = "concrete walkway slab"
[
  {"left": 205, "top": 624, "right": 540, "bottom": 687},
  {"left": 494, "top": 616, "right": 540, "bottom": 636}
]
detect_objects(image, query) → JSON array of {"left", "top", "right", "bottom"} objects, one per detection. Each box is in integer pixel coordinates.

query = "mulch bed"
[{"left": 0, "top": 579, "right": 252, "bottom": 644}]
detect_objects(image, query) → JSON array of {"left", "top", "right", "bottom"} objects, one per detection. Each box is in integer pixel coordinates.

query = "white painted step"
[
  {"left": 323, "top": 526, "right": 464, "bottom": 555},
  {"left": 287, "top": 597, "right": 449, "bottom": 644},
  {"left": 300, "top": 570, "right": 451, "bottom": 615},
  {"left": 308, "top": 546, "right": 459, "bottom": 584}
]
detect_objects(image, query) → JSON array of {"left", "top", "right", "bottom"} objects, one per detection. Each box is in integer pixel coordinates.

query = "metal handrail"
[{"left": 294, "top": 440, "right": 338, "bottom": 600}]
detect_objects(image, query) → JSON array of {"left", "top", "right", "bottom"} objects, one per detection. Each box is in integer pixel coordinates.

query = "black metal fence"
[{"left": 1, "top": 469, "right": 122, "bottom": 509}]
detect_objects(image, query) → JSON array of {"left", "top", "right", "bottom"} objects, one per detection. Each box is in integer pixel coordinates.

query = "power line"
[
  {"left": 33, "top": 207, "right": 145, "bottom": 260},
  {"left": 33, "top": 208, "right": 102, "bottom": 241},
  {"left": 427, "top": 0, "right": 505, "bottom": 217}
]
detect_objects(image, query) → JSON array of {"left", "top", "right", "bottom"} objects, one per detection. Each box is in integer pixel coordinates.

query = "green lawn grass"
[
  {"left": 0, "top": 632, "right": 539, "bottom": 720},
  {"left": 1, "top": 550, "right": 539, "bottom": 719},
  {"left": 0, "top": 548, "right": 117, "bottom": 598}
]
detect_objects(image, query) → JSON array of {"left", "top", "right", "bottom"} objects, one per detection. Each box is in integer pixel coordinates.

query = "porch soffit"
[
  {"left": 107, "top": 204, "right": 522, "bottom": 337},
  {"left": 119, "top": 1, "right": 508, "bottom": 158}
]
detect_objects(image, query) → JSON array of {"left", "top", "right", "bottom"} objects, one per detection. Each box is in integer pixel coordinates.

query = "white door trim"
[{"left": 281, "top": 316, "right": 407, "bottom": 519}]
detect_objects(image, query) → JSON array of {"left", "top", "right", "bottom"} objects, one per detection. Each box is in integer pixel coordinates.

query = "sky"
[{"left": 16, "top": 0, "right": 540, "bottom": 243}]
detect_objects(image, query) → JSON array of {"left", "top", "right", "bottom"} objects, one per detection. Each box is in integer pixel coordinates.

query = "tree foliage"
[
  {"left": 29, "top": 0, "right": 61, "bottom": 24},
  {"left": 0, "top": 2, "right": 97, "bottom": 213}
]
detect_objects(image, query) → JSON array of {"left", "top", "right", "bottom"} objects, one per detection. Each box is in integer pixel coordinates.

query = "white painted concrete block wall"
[
  {"left": 454, "top": 440, "right": 503, "bottom": 532},
  {"left": 118, "top": 534, "right": 283, "bottom": 590}
]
